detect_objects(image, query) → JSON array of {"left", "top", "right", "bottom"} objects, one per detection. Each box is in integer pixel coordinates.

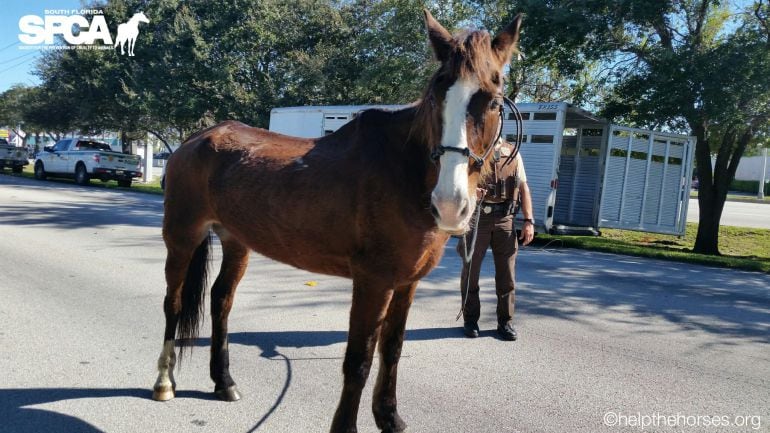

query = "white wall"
[{"left": 731, "top": 155, "right": 770, "bottom": 181}]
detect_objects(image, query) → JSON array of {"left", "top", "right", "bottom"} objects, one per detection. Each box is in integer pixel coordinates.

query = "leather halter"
[{"left": 430, "top": 96, "right": 522, "bottom": 168}]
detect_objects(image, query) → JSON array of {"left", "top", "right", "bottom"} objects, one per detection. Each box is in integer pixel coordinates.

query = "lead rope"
[{"left": 455, "top": 190, "right": 486, "bottom": 322}]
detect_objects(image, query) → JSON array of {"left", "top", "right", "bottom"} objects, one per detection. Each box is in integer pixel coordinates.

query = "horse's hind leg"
[
  {"left": 331, "top": 275, "right": 394, "bottom": 433},
  {"left": 209, "top": 232, "right": 249, "bottom": 401},
  {"left": 372, "top": 282, "right": 417, "bottom": 433},
  {"left": 152, "top": 228, "right": 210, "bottom": 401}
]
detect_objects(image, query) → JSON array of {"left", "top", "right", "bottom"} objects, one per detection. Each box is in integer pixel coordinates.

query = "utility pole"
[{"left": 759, "top": 147, "right": 768, "bottom": 200}]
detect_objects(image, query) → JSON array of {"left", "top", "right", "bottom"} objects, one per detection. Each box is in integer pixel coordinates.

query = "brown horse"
[{"left": 151, "top": 10, "right": 522, "bottom": 433}]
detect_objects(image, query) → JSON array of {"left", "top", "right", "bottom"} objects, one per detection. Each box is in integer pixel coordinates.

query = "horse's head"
[
  {"left": 422, "top": 10, "right": 522, "bottom": 234},
  {"left": 134, "top": 12, "right": 150, "bottom": 24}
]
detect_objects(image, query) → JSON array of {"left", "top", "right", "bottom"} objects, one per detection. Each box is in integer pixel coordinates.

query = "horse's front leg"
[
  {"left": 330, "top": 276, "right": 394, "bottom": 433},
  {"left": 372, "top": 282, "right": 416, "bottom": 433}
]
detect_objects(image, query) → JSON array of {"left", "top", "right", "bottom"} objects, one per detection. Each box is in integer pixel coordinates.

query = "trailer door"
[
  {"left": 597, "top": 125, "right": 695, "bottom": 235},
  {"left": 504, "top": 103, "right": 566, "bottom": 233},
  {"left": 322, "top": 112, "right": 354, "bottom": 135}
]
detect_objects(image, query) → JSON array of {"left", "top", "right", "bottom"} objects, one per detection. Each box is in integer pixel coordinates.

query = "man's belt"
[{"left": 481, "top": 201, "right": 512, "bottom": 215}]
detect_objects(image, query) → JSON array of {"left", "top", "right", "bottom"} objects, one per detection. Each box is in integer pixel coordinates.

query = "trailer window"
[
  {"left": 610, "top": 148, "right": 627, "bottom": 158},
  {"left": 668, "top": 157, "right": 683, "bottom": 165},
  {"left": 630, "top": 151, "right": 648, "bottom": 160},
  {"left": 612, "top": 130, "right": 630, "bottom": 138},
  {"left": 508, "top": 112, "right": 531, "bottom": 120},
  {"left": 533, "top": 112, "right": 557, "bottom": 121},
  {"left": 563, "top": 128, "right": 577, "bottom": 136},
  {"left": 531, "top": 135, "right": 554, "bottom": 144},
  {"left": 582, "top": 128, "right": 603, "bottom": 136},
  {"left": 651, "top": 155, "right": 665, "bottom": 163},
  {"left": 505, "top": 134, "right": 528, "bottom": 143}
]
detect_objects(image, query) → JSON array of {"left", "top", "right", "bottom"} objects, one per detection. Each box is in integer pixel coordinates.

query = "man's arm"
[{"left": 518, "top": 180, "right": 534, "bottom": 246}]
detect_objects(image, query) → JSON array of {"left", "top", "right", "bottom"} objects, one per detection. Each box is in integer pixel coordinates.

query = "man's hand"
[{"left": 519, "top": 221, "right": 534, "bottom": 246}]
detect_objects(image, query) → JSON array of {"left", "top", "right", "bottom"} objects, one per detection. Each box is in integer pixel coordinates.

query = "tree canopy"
[
  {"left": 516, "top": 0, "right": 770, "bottom": 254},
  {"left": 1, "top": 0, "right": 768, "bottom": 254}
]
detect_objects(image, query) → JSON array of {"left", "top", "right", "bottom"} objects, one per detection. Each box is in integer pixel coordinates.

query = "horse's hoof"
[
  {"left": 381, "top": 420, "right": 407, "bottom": 433},
  {"left": 215, "top": 385, "right": 241, "bottom": 402},
  {"left": 152, "top": 386, "right": 175, "bottom": 401}
]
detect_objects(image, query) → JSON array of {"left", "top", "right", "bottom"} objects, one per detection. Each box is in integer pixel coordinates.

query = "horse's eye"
[{"left": 489, "top": 99, "right": 501, "bottom": 110}]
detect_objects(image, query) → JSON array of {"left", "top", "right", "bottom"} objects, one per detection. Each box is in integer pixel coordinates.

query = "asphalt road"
[
  {"left": 1, "top": 175, "right": 769, "bottom": 433},
  {"left": 687, "top": 198, "right": 770, "bottom": 229}
]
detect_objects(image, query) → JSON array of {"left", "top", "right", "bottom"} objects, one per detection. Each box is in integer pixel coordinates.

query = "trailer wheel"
[
  {"left": 75, "top": 163, "right": 90, "bottom": 185},
  {"left": 12, "top": 165, "right": 23, "bottom": 174},
  {"left": 34, "top": 161, "right": 47, "bottom": 180},
  {"left": 117, "top": 179, "right": 132, "bottom": 188}
]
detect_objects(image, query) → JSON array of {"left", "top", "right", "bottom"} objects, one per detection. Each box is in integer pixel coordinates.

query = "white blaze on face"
[{"left": 431, "top": 77, "right": 480, "bottom": 232}]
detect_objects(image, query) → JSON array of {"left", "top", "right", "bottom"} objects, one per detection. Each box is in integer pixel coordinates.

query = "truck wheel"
[
  {"left": 12, "top": 165, "right": 23, "bottom": 174},
  {"left": 34, "top": 162, "right": 47, "bottom": 180},
  {"left": 75, "top": 163, "right": 90, "bottom": 185},
  {"left": 117, "top": 179, "right": 132, "bottom": 188}
]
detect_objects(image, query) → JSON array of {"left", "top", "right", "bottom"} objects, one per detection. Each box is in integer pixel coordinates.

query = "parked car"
[
  {"left": 33, "top": 138, "right": 142, "bottom": 187},
  {"left": 0, "top": 138, "right": 29, "bottom": 173}
]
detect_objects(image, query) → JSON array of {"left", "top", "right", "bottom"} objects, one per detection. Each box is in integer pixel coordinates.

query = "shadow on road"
[
  {"left": 0, "top": 387, "right": 211, "bottom": 433},
  {"left": 180, "top": 326, "right": 468, "bottom": 360},
  {"left": 0, "top": 175, "right": 163, "bottom": 229},
  {"left": 0, "top": 386, "right": 223, "bottom": 433}
]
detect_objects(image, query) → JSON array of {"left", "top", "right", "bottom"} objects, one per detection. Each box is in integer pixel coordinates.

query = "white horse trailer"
[{"left": 269, "top": 102, "right": 696, "bottom": 236}]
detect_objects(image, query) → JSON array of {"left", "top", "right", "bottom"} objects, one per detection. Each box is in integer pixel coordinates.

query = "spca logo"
[{"left": 18, "top": 10, "right": 150, "bottom": 56}]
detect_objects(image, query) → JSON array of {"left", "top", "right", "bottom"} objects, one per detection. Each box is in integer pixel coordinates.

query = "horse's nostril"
[
  {"left": 459, "top": 203, "right": 469, "bottom": 218},
  {"left": 430, "top": 204, "right": 440, "bottom": 219},
  {"left": 459, "top": 198, "right": 469, "bottom": 218}
]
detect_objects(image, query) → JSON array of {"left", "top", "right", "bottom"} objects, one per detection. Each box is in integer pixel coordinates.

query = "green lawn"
[
  {"left": 536, "top": 223, "right": 770, "bottom": 273},
  {"left": 12, "top": 164, "right": 164, "bottom": 195}
]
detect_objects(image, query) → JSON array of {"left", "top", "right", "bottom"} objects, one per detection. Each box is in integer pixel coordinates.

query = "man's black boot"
[
  {"left": 463, "top": 321, "right": 479, "bottom": 338},
  {"left": 497, "top": 322, "right": 517, "bottom": 341}
]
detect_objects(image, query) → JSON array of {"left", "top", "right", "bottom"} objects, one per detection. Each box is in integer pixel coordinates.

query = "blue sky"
[{"left": 0, "top": 0, "right": 81, "bottom": 92}]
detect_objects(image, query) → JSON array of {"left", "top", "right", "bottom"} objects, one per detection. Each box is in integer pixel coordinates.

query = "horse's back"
[{"left": 163, "top": 120, "right": 360, "bottom": 275}]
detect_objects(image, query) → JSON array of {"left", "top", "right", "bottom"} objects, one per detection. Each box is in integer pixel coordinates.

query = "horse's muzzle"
[{"left": 430, "top": 194, "right": 472, "bottom": 234}]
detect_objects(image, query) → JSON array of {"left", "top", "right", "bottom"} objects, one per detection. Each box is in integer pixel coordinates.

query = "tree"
[
  {"left": 518, "top": 0, "right": 770, "bottom": 254},
  {"left": 0, "top": 85, "right": 57, "bottom": 145}
]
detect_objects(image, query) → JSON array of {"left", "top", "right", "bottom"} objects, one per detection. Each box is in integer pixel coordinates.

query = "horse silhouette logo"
[{"left": 114, "top": 12, "right": 150, "bottom": 56}]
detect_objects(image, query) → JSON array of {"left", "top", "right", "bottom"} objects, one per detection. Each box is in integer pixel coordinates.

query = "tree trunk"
[
  {"left": 691, "top": 127, "right": 753, "bottom": 254},
  {"left": 121, "top": 131, "right": 130, "bottom": 154},
  {"left": 148, "top": 130, "right": 173, "bottom": 154},
  {"left": 693, "top": 189, "right": 726, "bottom": 254}
]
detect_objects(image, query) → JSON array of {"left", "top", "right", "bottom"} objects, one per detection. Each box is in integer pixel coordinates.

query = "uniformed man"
[{"left": 457, "top": 139, "right": 534, "bottom": 340}]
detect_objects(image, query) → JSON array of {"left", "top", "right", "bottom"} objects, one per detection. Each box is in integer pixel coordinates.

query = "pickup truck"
[
  {"left": 33, "top": 138, "right": 142, "bottom": 187},
  {"left": 0, "top": 138, "right": 29, "bottom": 173}
]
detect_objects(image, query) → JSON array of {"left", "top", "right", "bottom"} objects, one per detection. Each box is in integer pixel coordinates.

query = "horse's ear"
[
  {"left": 492, "top": 13, "right": 523, "bottom": 65},
  {"left": 423, "top": 9, "right": 453, "bottom": 63}
]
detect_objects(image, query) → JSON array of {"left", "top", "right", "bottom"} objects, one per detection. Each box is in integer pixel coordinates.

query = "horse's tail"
[{"left": 176, "top": 233, "right": 211, "bottom": 358}]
